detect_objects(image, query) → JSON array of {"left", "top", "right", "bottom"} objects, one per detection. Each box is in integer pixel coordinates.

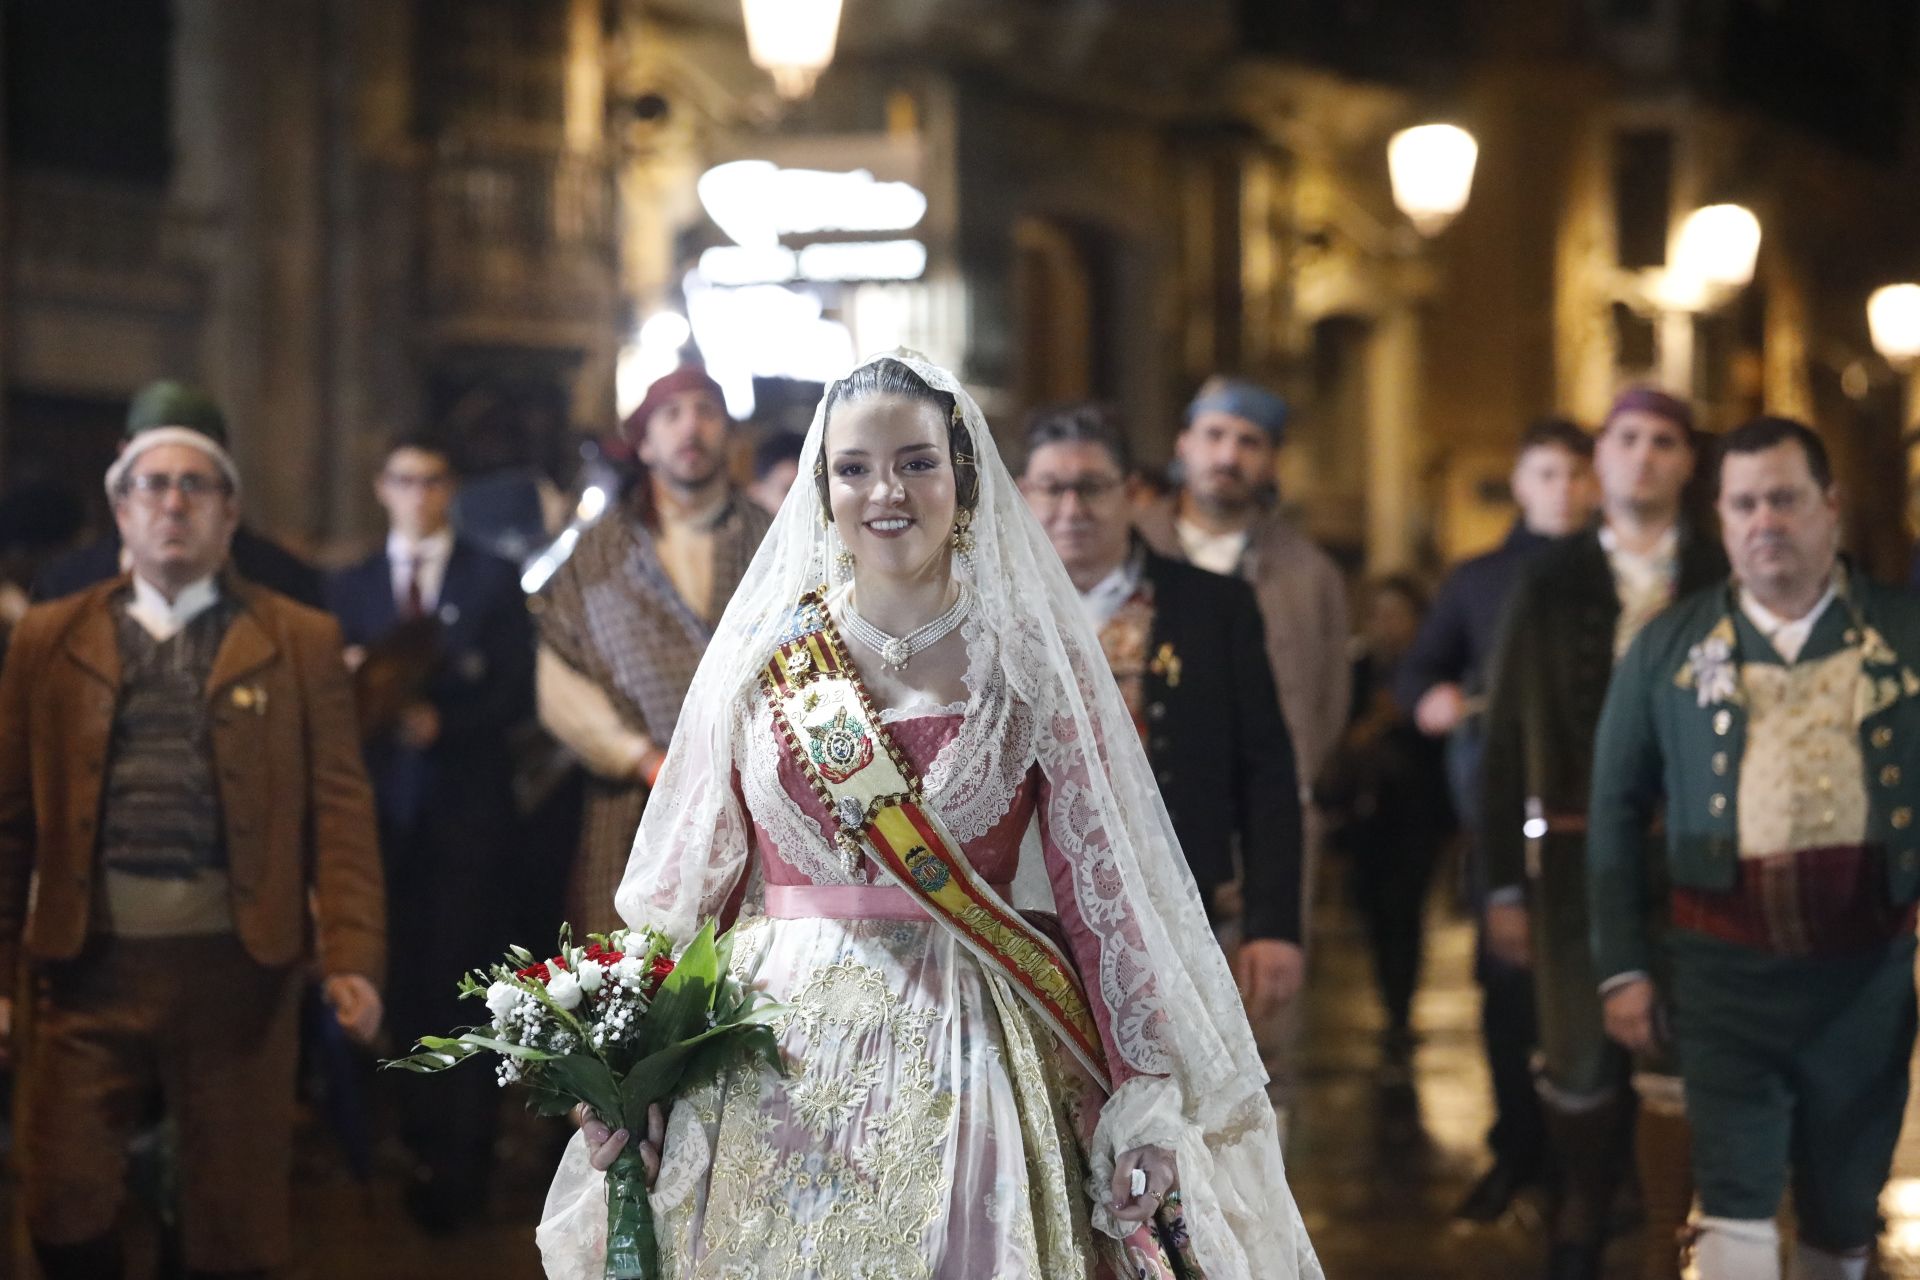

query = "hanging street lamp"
[
  {"left": 742, "top": 0, "right": 845, "bottom": 99},
  {"left": 1387, "top": 123, "right": 1479, "bottom": 236},
  {"left": 1869, "top": 285, "right": 1920, "bottom": 474},
  {"left": 1670, "top": 203, "right": 1762, "bottom": 297},
  {"left": 1869, "top": 284, "right": 1920, "bottom": 367},
  {"left": 1643, "top": 203, "right": 1761, "bottom": 392}
]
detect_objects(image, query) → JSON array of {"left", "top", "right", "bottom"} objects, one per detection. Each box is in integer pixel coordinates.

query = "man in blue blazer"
[{"left": 325, "top": 435, "right": 534, "bottom": 1233}]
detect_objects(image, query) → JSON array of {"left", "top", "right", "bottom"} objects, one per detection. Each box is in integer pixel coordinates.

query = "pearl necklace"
[{"left": 841, "top": 585, "right": 973, "bottom": 671}]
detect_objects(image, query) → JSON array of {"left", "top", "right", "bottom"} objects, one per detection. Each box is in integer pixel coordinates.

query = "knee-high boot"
[
  {"left": 1542, "top": 1090, "right": 1634, "bottom": 1280},
  {"left": 1632, "top": 1086, "right": 1694, "bottom": 1280}
]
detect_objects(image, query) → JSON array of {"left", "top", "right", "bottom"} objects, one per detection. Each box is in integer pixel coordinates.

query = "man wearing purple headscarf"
[
  {"left": 1480, "top": 388, "right": 1726, "bottom": 1280},
  {"left": 1137, "top": 376, "right": 1349, "bottom": 1125}
]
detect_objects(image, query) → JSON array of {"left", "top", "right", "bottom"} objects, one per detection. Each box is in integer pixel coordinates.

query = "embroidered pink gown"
[{"left": 640, "top": 706, "right": 1176, "bottom": 1280}]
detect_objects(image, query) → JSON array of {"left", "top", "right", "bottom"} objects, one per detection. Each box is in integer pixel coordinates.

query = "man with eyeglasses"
[
  {"left": 324, "top": 435, "right": 532, "bottom": 1233},
  {"left": 0, "top": 427, "right": 384, "bottom": 1280},
  {"left": 33, "top": 380, "right": 325, "bottom": 610},
  {"left": 1020, "top": 403, "right": 1306, "bottom": 1029}
]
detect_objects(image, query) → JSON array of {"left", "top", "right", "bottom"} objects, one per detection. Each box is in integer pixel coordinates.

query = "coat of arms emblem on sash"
[{"left": 805, "top": 706, "right": 876, "bottom": 783}]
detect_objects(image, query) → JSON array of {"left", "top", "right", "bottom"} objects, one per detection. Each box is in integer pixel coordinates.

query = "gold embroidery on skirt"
[
  {"left": 984, "top": 971, "right": 1095, "bottom": 1278},
  {"left": 680, "top": 958, "right": 955, "bottom": 1278}
]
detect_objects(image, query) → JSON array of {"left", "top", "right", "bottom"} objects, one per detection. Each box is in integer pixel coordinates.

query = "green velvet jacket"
[{"left": 1586, "top": 565, "right": 1920, "bottom": 984}]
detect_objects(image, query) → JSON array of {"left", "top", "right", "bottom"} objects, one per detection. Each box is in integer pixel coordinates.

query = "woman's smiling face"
[{"left": 824, "top": 393, "right": 958, "bottom": 584}]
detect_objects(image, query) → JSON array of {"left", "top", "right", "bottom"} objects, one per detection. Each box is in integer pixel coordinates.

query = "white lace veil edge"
[{"left": 598, "top": 350, "right": 1318, "bottom": 1280}]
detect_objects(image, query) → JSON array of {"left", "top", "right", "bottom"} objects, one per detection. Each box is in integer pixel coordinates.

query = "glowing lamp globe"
[
  {"left": 1869, "top": 284, "right": 1920, "bottom": 366},
  {"left": 1387, "top": 124, "right": 1479, "bottom": 236},
  {"left": 742, "top": 0, "right": 845, "bottom": 99},
  {"left": 1671, "top": 204, "right": 1761, "bottom": 293}
]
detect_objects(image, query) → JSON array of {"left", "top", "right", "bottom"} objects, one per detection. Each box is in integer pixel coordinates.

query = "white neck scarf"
[{"left": 127, "top": 573, "right": 220, "bottom": 643}]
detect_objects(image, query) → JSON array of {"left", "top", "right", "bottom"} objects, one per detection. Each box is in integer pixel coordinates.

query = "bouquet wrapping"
[{"left": 386, "top": 921, "right": 782, "bottom": 1279}]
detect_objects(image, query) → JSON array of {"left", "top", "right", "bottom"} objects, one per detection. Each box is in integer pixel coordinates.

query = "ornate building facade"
[{"left": 3, "top": 0, "right": 1917, "bottom": 573}]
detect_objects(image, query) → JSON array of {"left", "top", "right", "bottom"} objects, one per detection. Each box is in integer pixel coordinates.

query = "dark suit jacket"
[
  {"left": 35, "top": 525, "right": 326, "bottom": 611},
  {"left": 1136, "top": 550, "right": 1304, "bottom": 943},
  {"left": 1394, "top": 521, "right": 1554, "bottom": 711},
  {"left": 324, "top": 539, "right": 534, "bottom": 832},
  {"left": 0, "top": 574, "right": 385, "bottom": 983},
  {"left": 1480, "top": 525, "right": 1728, "bottom": 896}
]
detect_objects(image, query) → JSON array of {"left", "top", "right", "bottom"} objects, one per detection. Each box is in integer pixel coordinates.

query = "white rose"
[
  {"left": 547, "top": 970, "right": 584, "bottom": 1011},
  {"left": 612, "top": 955, "right": 645, "bottom": 985},
  {"left": 485, "top": 980, "right": 523, "bottom": 1025},
  {"left": 576, "top": 959, "right": 606, "bottom": 994}
]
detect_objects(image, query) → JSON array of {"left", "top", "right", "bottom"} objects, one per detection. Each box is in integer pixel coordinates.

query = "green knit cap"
[{"left": 124, "top": 379, "right": 228, "bottom": 446}]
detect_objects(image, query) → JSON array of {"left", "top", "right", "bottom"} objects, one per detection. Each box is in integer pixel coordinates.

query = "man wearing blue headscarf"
[{"left": 1138, "top": 376, "right": 1349, "bottom": 1125}]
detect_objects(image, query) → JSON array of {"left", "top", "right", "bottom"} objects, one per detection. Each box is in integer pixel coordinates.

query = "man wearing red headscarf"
[
  {"left": 1480, "top": 387, "right": 1726, "bottom": 1280},
  {"left": 533, "top": 366, "right": 771, "bottom": 933}
]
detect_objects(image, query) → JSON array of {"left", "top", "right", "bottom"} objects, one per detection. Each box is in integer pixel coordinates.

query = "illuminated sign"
[
  {"left": 698, "top": 240, "right": 927, "bottom": 287},
  {"left": 698, "top": 160, "right": 927, "bottom": 248}
]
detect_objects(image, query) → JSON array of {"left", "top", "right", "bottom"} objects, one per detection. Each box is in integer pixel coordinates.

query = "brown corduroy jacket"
[{"left": 0, "top": 573, "right": 385, "bottom": 985}]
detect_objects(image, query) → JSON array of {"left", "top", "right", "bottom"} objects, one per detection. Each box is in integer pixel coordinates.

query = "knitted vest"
[{"left": 97, "top": 592, "right": 240, "bottom": 937}]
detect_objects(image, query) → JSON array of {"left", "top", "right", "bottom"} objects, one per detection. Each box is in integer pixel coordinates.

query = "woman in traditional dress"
[{"left": 538, "top": 353, "right": 1320, "bottom": 1280}]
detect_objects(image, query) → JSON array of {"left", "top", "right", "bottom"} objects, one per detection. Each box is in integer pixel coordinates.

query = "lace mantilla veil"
[{"left": 538, "top": 351, "right": 1321, "bottom": 1280}]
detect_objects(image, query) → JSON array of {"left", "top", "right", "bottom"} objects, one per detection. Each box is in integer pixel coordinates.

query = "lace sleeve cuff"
[{"left": 1084, "top": 1074, "right": 1187, "bottom": 1239}]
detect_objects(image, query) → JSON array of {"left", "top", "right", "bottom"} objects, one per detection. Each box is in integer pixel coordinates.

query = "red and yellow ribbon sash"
[{"left": 761, "top": 589, "right": 1113, "bottom": 1093}]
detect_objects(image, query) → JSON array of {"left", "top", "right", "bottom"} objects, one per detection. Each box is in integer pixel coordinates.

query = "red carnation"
[
  {"left": 642, "top": 954, "right": 676, "bottom": 996},
  {"left": 515, "top": 961, "right": 552, "bottom": 984}
]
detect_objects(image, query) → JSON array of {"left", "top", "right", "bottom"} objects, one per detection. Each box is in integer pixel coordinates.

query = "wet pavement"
[
  {"left": 1291, "top": 893, "right": 1628, "bottom": 1279},
  {"left": 1293, "top": 893, "right": 1920, "bottom": 1279},
  {"left": 11, "top": 892, "right": 1920, "bottom": 1277}
]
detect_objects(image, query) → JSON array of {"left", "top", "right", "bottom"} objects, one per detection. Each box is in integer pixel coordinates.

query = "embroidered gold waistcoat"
[{"left": 1737, "top": 647, "right": 1870, "bottom": 857}]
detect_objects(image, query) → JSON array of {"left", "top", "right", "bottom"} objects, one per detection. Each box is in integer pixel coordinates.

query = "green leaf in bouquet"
[
  {"left": 381, "top": 1029, "right": 560, "bottom": 1073},
  {"left": 644, "top": 923, "right": 720, "bottom": 1052},
  {"left": 524, "top": 1085, "right": 580, "bottom": 1118},
  {"left": 744, "top": 1025, "right": 785, "bottom": 1076},
  {"left": 542, "top": 1053, "right": 624, "bottom": 1127},
  {"left": 733, "top": 1002, "right": 786, "bottom": 1030},
  {"left": 678, "top": 922, "right": 722, "bottom": 990},
  {"left": 683, "top": 1023, "right": 783, "bottom": 1089},
  {"left": 456, "top": 1032, "right": 561, "bottom": 1062},
  {"left": 616, "top": 998, "right": 789, "bottom": 1117},
  {"left": 618, "top": 1040, "right": 701, "bottom": 1117},
  {"left": 382, "top": 1033, "right": 486, "bottom": 1072}
]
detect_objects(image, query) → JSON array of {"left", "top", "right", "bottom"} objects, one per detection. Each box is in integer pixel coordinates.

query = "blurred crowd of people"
[{"left": 0, "top": 363, "right": 1915, "bottom": 1280}]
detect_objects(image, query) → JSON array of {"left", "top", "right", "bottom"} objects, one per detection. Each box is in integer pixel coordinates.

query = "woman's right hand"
[{"left": 573, "top": 1102, "right": 667, "bottom": 1184}]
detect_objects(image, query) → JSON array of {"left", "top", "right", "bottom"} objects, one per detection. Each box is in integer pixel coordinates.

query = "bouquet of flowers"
[{"left": 386, "top": 921, "right": 782, "bottom": 1279}]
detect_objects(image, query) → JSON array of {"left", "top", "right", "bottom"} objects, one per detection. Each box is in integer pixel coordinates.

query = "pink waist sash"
[{"left": 765, "top": 881, "right": 1016, "bottom": 922}]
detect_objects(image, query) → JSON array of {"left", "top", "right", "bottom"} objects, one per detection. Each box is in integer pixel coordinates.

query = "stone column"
[
  {"left": 179, "top": 0, "right": 332, "bottom": 554},
  {"left": 1366, "top": 302, "right": 1421, "bottom": 574}
]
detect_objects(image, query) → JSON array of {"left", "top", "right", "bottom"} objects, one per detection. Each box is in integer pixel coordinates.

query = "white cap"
[{"left": 104, "top": 426, "right": 241, "bottom": 499}]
